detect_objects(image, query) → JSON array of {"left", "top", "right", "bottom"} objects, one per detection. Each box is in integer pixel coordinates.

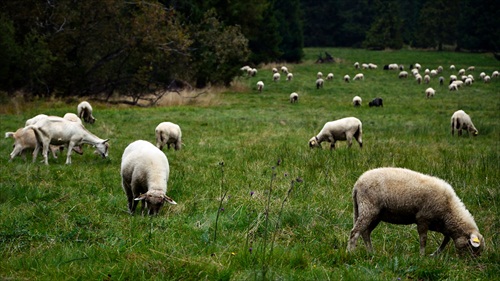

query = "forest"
[{"left": 0, "top": 0, "right": 498, "bottom": 102}]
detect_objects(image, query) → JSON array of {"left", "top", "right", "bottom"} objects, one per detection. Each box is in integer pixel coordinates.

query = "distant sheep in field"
[
  {"left": 249, "top": 68, "right": 258, "bottom": 77},
  {"left": 290, "top": 92, "right": 299, "bottom": 103},
  {"left": 362, "top": 63, "right": 369, "bottom": 69},
  {"left": 354, "top": 62, "right": 360, "bottom": 69},
  {"left": 155, "top": 122, "right": 182, "bottom": 151},
  {"left": 308, "top": 117, "right": 362, "bottom": 150},
  {"left": 326, "top": 73, "right": 334, "bottom": 80},
  {"left": 466, "top": 66, "right": 475, "bottom": 71},
  {"left": 347, "top": 167, "right": 484, "bottom": 256},
  {"left": 398, "top": 71, "right": 408, "bottom": 78},
  {"left": 450, "top": 65, "right": 456, "bottom": 70},
  {"left": 424, "top": 69, "right": 430, "bottom": 75},
  {"left": 368, "top": 63, "right": 377, "bottom": 69},
  {"left": 479, "top": 72, "right": 486, "bottom": 80},
  {"left": 425, "top": 87, "right": 435, "bottom": 98},
  {"left": 414, "top": 63, "right": 421, "bottom": 70},
  {"left": 483, "top": 75, "right": 491, "bottom": 83},
  {"left": 411, "top": 69, "right": 419, "bottom": 77},
  {"left": 77, "top": 101, "right": 96, "bottom": 124},
  {"left": 451, "top": 110, "right": 478, "bottom": 136},
  {"left": 353, "top": 73, "right": 364, "bottom": 81},
  {"left": 492, "top": 71, "right": 499, "bottom": 78},
  {"left": 458, "top": 69, "right": 466, "bottom": 76},
  {"left": 424, "top": 74, "right": 430, "bottom": 84},
  {"left": 287, "top": 73, "right": 293, "bottom": 81},
  {"left": 316, "top": 78, "right": 324, "bottom": 89},
  {"left": 273, "top": 72, "right": 281, "bottom": 82},
  {"left": 388, "top": 63, "right": 399, "bottom": 70},
  {"left": 369, "top": 97, "right": 383, "bottom": 107},
  {"left": 465, "top": 78, "right": 473, "bottom": 86},
  {"left": 450, "top": 75, "right": 457, "bottom": 83},
  {"left": 121, "top": 140, "right": 177, "bottom": 216},
  {"left": 281, "top": 66, "right": 289, "bottom": 74},
  {"left": 452, "top": 80, "right": 464, "bottom": 88},
  {"left": 272, "top": 67, "right": 278, "bottom": 73},
  {"left": 439, "top": 76, "right": 444, "bottom": 86},
  {"left": 256, "top": 81, "right": 264, "bottom": 92},
  {"left": 449, "top": 83, "right": 458, "bottom": 91},
  {"left": 399, "top": 65, "right": 404, "bottom": 71},
  {"left": 437, "top": 66, "right": 443, "bottom": 73},
  {"left": 352, "top": 96, "right": 362, "bottom": 107},
  {"left": 430, "top": 69, "right": 437, "bottom": 76},
  {"left": 415, "top": 74, "right": 422, "bottom": 84},
  {"left": 344, "top": 75, "right": 350, "bottom": 83},
  {"left": 317, "top": 72, "right": 323, "bottom": 79}
]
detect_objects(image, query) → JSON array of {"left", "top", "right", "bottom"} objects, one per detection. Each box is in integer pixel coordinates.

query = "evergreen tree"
[
  {"left": 275, "top": 0, "right": 304, "bottom": 62},
  {"left": 363, "top": 0, "right": 403, "bottom": 50}
]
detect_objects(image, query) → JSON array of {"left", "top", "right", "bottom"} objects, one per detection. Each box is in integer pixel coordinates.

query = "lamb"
[
  {"left": 77, "top": 101, "right": 96, "bottom": 124},
  {"left": 353, "top": 73, "right": 364, "bottom": 81},
  {"left": 369, "top": 97, "right": 383, "bottom": 107},
  {"left": 343, "top": 74, "right": 350, "bottom": 83},
  {"left": 479, "top": 72, "right": 486, "bottom": 80},
  {"left": 352, "top": 96, "right": 362, "bottom": 107},
  {"left": 347, "top": 167, "right": 484, "bottom": 256},
  {"left": 286, "top": 73, "right": 293, "bottom": 81},
  {"left": 316, "top": 78, "right": 324, "bottom": 89},
  {"left": 5, "top": 128, "right": 60, "bottom": 161},
  {"left": 451, "top": 110, "right": 478, "bottom": 136},
  {"left": 273, "top": 72, "right": 281, "bottom": 82},
  {"left": 425, "top": 87, "right": 435, "bottom": 98},
  {"left": 289, "top": 92, "right": 299, "bottom": 103},
  {"left": 121, "top": 140, "right": 177, "bottom": 216},
  {"left": 26, "top": 116, "right": 109, "bottom": 165},
  {"left": 308, "top": 117, "right": 362, "bottom": 150},
  {"left": 155, "top": 122, "right": 182, "bottom": 151},
  {"left": 398, "top": 71, "right": 408, "bottom": 78},
  {"left": 256, "top": 81, "right": 264, "bottom": 92},
  {"left": 326, "top": 73, "right": 334, "bottom": 80}
]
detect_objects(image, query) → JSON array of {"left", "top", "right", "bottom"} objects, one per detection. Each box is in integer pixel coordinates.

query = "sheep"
[
  {"left": 449, "top": 83, "right": 458, "bottom": 91},
  {"left": 5, "top": 128, "right": 60, "bottom": 161},
  {"left": 272, "top": 67, "right": 278, "bottom": 73},
  {"left": 256, "top": 81, "right": 264, "bottom": 92},
  {"left": 492, "top": 71, "right": 499, "bottom": 78},
  {"left": 479, "top": 72, "right": 486, "bottom": 80},
  {"left": 347, "top": 167, "right": 484, "bottom": 256},
  {"left": 451, "top": 110, "right": 478, "bottom": 136},
  {"left": 437, "top": 66, "right": 443, "bottom": 73},
  {"left": 465, "top": 78, "right": 473, "bottom": 86},
  {"left": 425, "top": 87, "right": 435, "bottom": 98},
  {"left": 414, "top": 63, "right": 421, "bottom": 70},
  {"left": 308, "top": 117, "right": 362, "bottom": 150},
  {"left": 362, "top": 63, "right": 369, "bottom": 69},
  {"left": 155, "top": 122, "right": 182, "bottom": 151},
  {"left": 450, "top": 75, "right": 457, "bottom": 82},
  {"left": 399, "top": 65, "right": 404, "bottom": 71},
  {"left": 424, "top": 68, "right": 430, "bottom": 75},
  {"left": 452, "top": 80, "right": 464, "bottom": 88},
  {"left": 240, "top": 65, "right": 251, "bottom": 73},
  {"left": 317, "top": 72, "right": 323, "bottom": 79},
  {"left": 415, "top": 74, "right": 422, "bottom": 84},
  {"left": 368, "top": 63, "right": 378, "bottom": 69},
  {"left": 411, "top": 69, "right": 419, "bottom": 77},
  {"left": 249, "top": 68, "right": 258, "bottom": 77},
  {"left": 467, "top": 74, "right": 474, "bottom": 82},
  {"left": 121, "top": 140, "right": 177, "bottom": 216},
  {"left": 326, "top": 73, "right": 334, "bottom": 80},
  {"left": 450, "top": 65, "right": 456, "bottom": 70},
  {"left": 316, "top": 78, "right": 324, "bottom": 89},
  {"left": 439, "top": 76, "right": 444, "bottom": 86},
  {"left": 354, "top": 62, "right": 360, "bottom": 69},
  {"left": 352, "top": 96, "right": 362, "bottom": 107},
  {"left": 369, "top": 97, "right": 383, "bottom": 107},
  {"left": 430, "top": 69, "right": 437, "bottom": 76},
  {"left": 273, "top": 72, "right": 281, "bottom": 82},
  {"left": 286, "top": 73, "right": 293, "bottom": 81},
  {"left": 424, "top": 74, "right": 430, "bottom": 84},
  {"left": 466, "top": 66, "right": 475, "bottom": 71},
  {"left": 77, "top": 101, "right": 96, "bottom": 124},
  {"left": 281, "top": 66, "right": 288, "bottom": 74},
  {"left": 388, "top": 63, "right": 399, "bottom": 70},
  {"left": 344, "top": 74, "right": 350, "bottom": 83},
  {"left": 290, "top": 92, "right": 299, "bottom": 103},
  {"left": 483, "top": 75, "right": 491, "bottom": 83},
  {"left": 458, "top": 68, "right": 466, "bottom": 76},
  {"left": 398, "top": 71, "right": 408, "bottom": 78},
  {"left": 26, "top": 116, "right": 109, "bottom": 165},
  {"left": 353, "top": 73, "right": 364, "bottom": 81},
  {"left": 461, "top": 75, "right": 468, "bottom": 82}
]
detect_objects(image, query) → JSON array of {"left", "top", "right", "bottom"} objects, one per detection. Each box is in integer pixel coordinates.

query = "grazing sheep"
[
  {"left": 317, "top": 72, "right": 323, "bottom": 79},
  {"left": 483, "top": 75, "right": 491, "bottom": 83},
  {"left": 492, "top": 71, "right": 499, "bottom": 78},
  {"left": 415, "top": 74, "right": 422, "bottom": 84},
  {"left": 388, "top": 63, "right": 399, "bottom": 70},
  {"left": 449, "top": 83, "right": 458, "bottom": 91},
  {"left": 450, "top": 65, "right": 456, "bottom": 70},
  {"left": 121, "top": 140, "right": 177, "bottom": 216},
  {"left": 451, "top": 110, "right": 478, "bottom": 136},
  {"left": 362, "top": 63, "right": 369, "bottom": 69},
  {"left": 424, "top": 74, "right": 430, "bottom": 84},
  {"left": 344, "top": 75, "right": 350, "bottom": 83},
  {"left": 286, "top": 73, "right": 293, "bottom": 81},
  {"left": 430, "top": 69, "right": 437, "bottom": 76},
  {"left": 353, "top": 73, "right": 364, "bottom": 81},
  {"left": 399, "top": 65, "right": 404, "bottom": 71},
  {"left": 368, "top": 63, "right": 378, "bottom": 69},
  {"left": 249, "top": 68, "right": 258, "bottom": 77},
  {"left": 347, "top": 167, "right": 484, "bottom": 256},
  {"left": 479, "top": 72, "right": 486, "bottom": 80},
  {"left": 5, "top": 128, "right": 60, "bottom": 161},
  {"left": 273, "top": 72, "right": 281, "bottom": 82},
  {"left": 352, "top": 96, "right": 362, "bottom": 107},
  {"left": 452, "top": 80, "right": 464, "bottom": 88},
  {"left": 437, "top": 66, "right": 443, "bottom": 73},
  {"left": 369, "top": 97, "right": 383, "bottom": 107},
  {"left": 414, "top": 63, "right": 421, "bottom": 70},
  {"left": 240, "top": 65, "right": 251, "bottom": 73},
  {"left": 256, "top": 81, "right": 264, "bottom": 92},
  {"left": 411, "top": 69, "right": 419, "bottom": 77},
  {"left": 77, "top": 101, "right": 96, "bottom": 124},
  {"left": 26, "top": 116, "right": 109, "bottom": 165},
  {"left": 326, "top": 73, "right": 334, "bottom": 80},
  {"left": 290, "top": 92, "right": 299, "bottom": 103},
  {"left": 439, "top": 76, "right": 444, "bottom": 86},
  {"left": 425, "top": 87, "right": 435, "bottom": 98},
  {"left": 458, "top": 69, "right": 466, "bottom": 76},
  {"left": 354, "top": 62, "right": 360, "bottom": 69},
  {"left": 466, "top": 66, "right": 475, "bottom": 71},
  {"left": 272, "top": 67, "right": 278, "bottom": 73},
  {"left": 316, "top": 78, "right": 324, "bottom": 89},
  {"left": 424, "top": 69, "right": 430, "bottom": 75},
  {"left": 155, "top": 122, "right": 182, "bottom": 151},
  {"left": 308, "top": 117, "right": 362, "bottom": 150},
  {"left": 398, "top": 71, "right": 408, "bottom": 78},
  {"left": 281, "top": 66, "right": 288, "bottom": 74},
  {"left": 465, "top": 78, "right": 473, "bottom": 86}
]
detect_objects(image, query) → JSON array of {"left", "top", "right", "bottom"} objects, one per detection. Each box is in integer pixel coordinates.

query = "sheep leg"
[
  {"left": 348, "top": 212, "right": 379, "bottom": 252},
  {"left": 431, "top": 236, "right": 451, "bottom": 256},
  {"left": 417, "top": 224, "right": 429, "bottom": 255}
]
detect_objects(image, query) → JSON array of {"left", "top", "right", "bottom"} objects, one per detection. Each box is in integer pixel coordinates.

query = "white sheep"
[
  {"left": 415, "top": 74, "right": 422, "bottom": 84},
  {"left": 466, "top": 66, "right": 475, "bottom": 71},
  {"left": 362, "top": 63, "right": 369, "bottom": 69},
  {"left": 398, "top": 71, "right": 408, "bottom": 78},
  {"left": 450, "top": 64, "right": 456, "bottom": 70},
  {"left": 249, "top": 68, "right": 258, "bottom": 77},
  {"left": 449, "top": 83, "right": 458, "bottom": 91},
  {"left": 343, "top": 74, "right": 350, "bottom": 83},
  {"left": 281, "top": 66, "right": 289, "bottom": 74},
  {"left": 326, "top": 73, "right": 334, "bottom": 80},
  {"left": 483, "top": 75, "right": 491, "bottom": 83},
  {"left": 317, "top": 72, "right": 323, "bottom": 79},
  {"left": 458, "top": 68, "right": 466, "bottom": 76},
  {"left": 354, "top": 62, "right": 360, "bottom": 69},
  {"left": 439, "top": 76, "right": 444, "bottom": 85},
  {"left": 424, "top": 74, "right": 430, "bottom": 84},
  {"left": 5, "top": 128, "right": 60, "bottom": 161},
  {"left": 388, "top": 63, "right": 399, "bottom": 70},
  {"left": 425, "top": 87, "right": 435, "bottom": 98},
  {"left": 414, "top": 63, "right": 421, "bottom": 70},
  {"left": 352, "top": 96, "right": 362, "bottom": 107},
  {"left": 308, "top": 117, "right": 362, "bottom": 149},
  {"left": 452, "top": 80, "right": 464, "bottom": 88},
  {"left": 77, "top": 101, "right": 96, "bottom": 124},
  {"left": 430, "top": 69, "right": 437, "bottom": 76},
  {"left": 256, "top": 81, "right": 264, "bottom": 92},
  {"left": 26, "top": 116, "right": 109, "bottom": 165},
  {"left": 273, "top": 72, "right": 281, "bottom": 82},
  {"left": 272, "top": 67, "right": 278, "bottom": 73},
  {"left": 347, "top": 167, "right": 484, "bottom": 256},
  {"left": 451, "top": 110, "right": 478, "bottom": 136},
  {"left": 286, "top": 73, "right": 293, "bottom": 81},
  {"left": 411, "top": 69, "right": 419, "bottom": 77},
  {"left": 353, "top": 73, "right": 364, "bottom": 81},
  {"left": 424, "top": 68, "right": 430, "bottom": 75},
  {"left": 121, "top": 140, "right": 177, "bottom": 216},
  {"left": 316, "top": 78, "right": 324, "bottom": 89},
  {"left": 492, "top": 71, "right": 499, "bottom": 78},
  {"left": 465, "top": 78, "right": 473, "bottom": 86},
  {"left": 368, "top": 63, "right": 377, "bottom": 69},
  {"left": 155, "top": 122, "right": 182, "bottom": 151},
  {"left": 289, "top": 92, "right": 299, "bottom": 103},
  {"left": 479, "top": 72, "right": 486, "bottom": 80}
]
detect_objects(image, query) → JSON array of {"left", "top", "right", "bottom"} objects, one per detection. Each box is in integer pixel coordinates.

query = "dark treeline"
[{"left": 0, "top": 0, "right": 498, "bottom": 102}]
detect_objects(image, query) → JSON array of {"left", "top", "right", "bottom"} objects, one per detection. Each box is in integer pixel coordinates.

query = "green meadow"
[{"left": 0, "top": 48, "right": 499, "bottom": 280}]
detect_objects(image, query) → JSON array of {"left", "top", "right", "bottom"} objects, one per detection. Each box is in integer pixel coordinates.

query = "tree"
[
  {"left": 414, "top": 0, "right": 459, "bottom": 50},
  {"left": 363, "top": 0, "right": 403, "bottom": 50},
  {"left": 275, "top": 0, "right": 304, "bottom": 62}
]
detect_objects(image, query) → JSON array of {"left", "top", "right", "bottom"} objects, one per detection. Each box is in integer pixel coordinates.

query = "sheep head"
[
  {"left": 135, "top": 190, "right": 177, "bottom": 216},
  {"left": 94, "top": 139, "right": 109, "bottom": 158},
  {"left": 308, "top": 136, "right": 321, "bottom": 148},
  {"left": 454, "top": 233, "right": 484, "bottom": 256}
]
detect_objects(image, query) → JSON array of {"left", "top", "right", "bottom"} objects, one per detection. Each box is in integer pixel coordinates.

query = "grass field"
[{"left": 0, "top": 48, "right": 499, "bottom": 280}]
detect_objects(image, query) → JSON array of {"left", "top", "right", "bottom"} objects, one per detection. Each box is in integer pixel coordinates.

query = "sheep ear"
[
  {"left": 470, "top": 234, "right": 481, "bottom": 248},
  {"left": 103, "top": 139, "right": 109, "bottom": 143},
  {"left": 134, "top": 194, "right": 147, "bottom": 201},
  {"left": 163, "top": 195, "right": 177, "bottom": 205}
]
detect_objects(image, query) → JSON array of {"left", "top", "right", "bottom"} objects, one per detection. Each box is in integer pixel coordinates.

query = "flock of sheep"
[{"left": 4, "top": 58, "right": 494, "bottom": 257}]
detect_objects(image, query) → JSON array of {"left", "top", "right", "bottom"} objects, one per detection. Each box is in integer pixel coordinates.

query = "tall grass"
[{"left": 1, "top": 48, "right": 499, "bottom": 280}]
